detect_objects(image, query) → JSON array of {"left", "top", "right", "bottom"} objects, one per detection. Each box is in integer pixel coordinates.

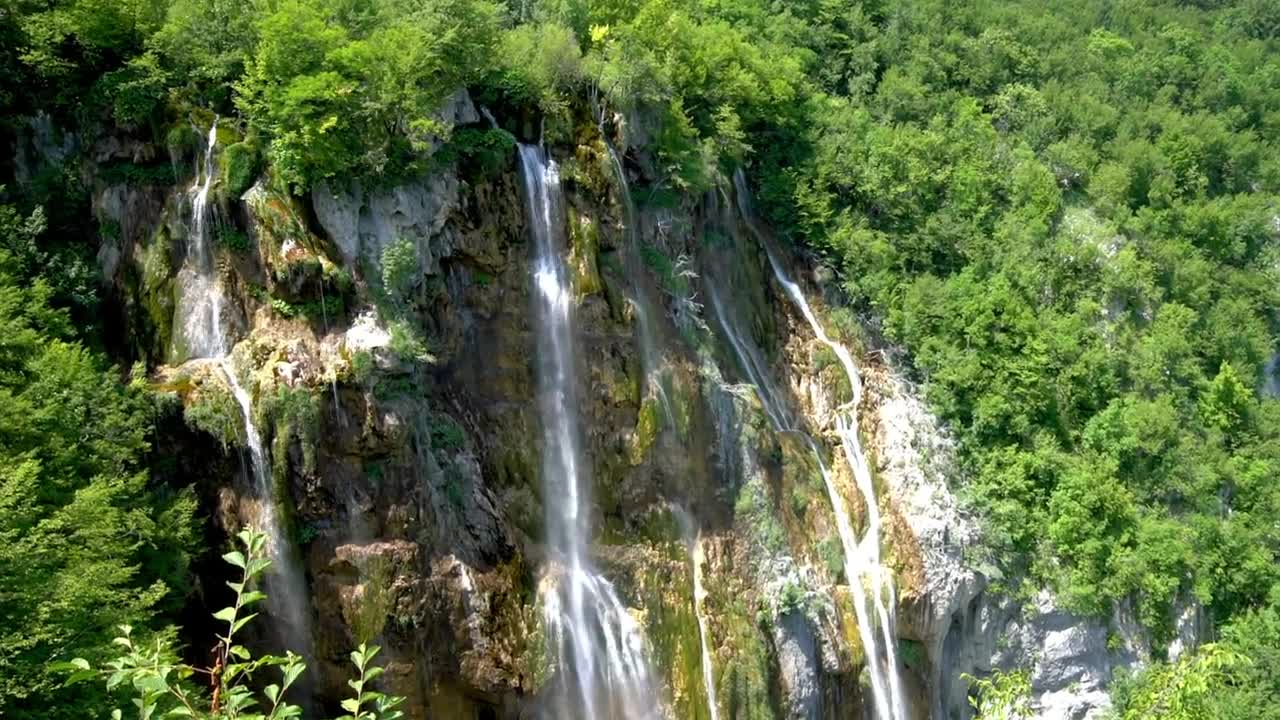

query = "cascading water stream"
[
  {"left": 519, "top": 143, "right": 660, "bottom": 720},
  {"left": 602, "top": 140, "right": 676, "bottom": 429},
  {"left": 731, "top": 170, "right": 907, "bottom": 720},
  {"left": 672, "top": 508, "right": 722, "bottom": 720},
  {"left": 178, "top": 119, "right": 312, "bottom": 664}
]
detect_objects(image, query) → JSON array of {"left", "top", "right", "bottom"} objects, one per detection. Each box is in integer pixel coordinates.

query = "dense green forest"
[{"left": 3, "top": 0, "right": 1280, "bottom": 716}]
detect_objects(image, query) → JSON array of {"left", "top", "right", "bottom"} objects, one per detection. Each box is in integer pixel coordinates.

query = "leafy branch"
[{"left": 56, "top": 528, "right": 403, "bottom": 720}]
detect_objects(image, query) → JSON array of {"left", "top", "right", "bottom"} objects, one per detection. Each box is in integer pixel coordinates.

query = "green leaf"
[
  {"left": 265, "top": 684, "right": 280, "bottom": 704},
  {"left": 283, "top": 659, "right": 306, "bottom": 688},
  {"left": 213, "top": 606, "right": 238, "bottom": 623},
  {"left": 340, "top": 698, "right": 361, "bottom": 713},
  {"left": 232, "top": 611, "right": 259, "bottom": 635},
  {"left": 223, "top": 550, "right": 247, "bottom": 568}
]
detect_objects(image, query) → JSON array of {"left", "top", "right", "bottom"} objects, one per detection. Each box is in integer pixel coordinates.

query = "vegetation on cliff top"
[{"left": 3, "top": 0, "right": 1280, "bottom": 714}]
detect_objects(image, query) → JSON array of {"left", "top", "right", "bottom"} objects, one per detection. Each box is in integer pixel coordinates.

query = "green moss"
[
  {"left": 628, "top": 395, "right": 664, "bottom": 466},
  {"left": 141, "top": 225, "right": 175, "bottom": 359},
  {"left": 567, "top": 208, "right": 603, "bottom": 298},
  {"left": 259, "top": 382, "right": 321, "bottom": 477},
  {"left": 183, "top": 379, "right": 244, "bottom": 449},
  {"left": 220, "top": 141, "right": 262, "bottom": 199},
  {"left": 709, "top": 592, "right": 778, "bottom": 719},
  {"left": 351, "top": 554, "right": 395, "bottom": 644},
  {"left": 624, "top": 546, "right": 708, "bottom": 720}
]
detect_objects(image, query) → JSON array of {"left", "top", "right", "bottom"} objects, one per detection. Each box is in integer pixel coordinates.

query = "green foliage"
[
  {"left": 440, "top": 128, "right": 516, "bottom": 176},
  {"left": 217, "top": 225, "right": 250, "bottom": 253},
  {"left": 387, "top": 319, "right": 431, "bottom": 365},
  {"left": 348, "top": 350, "right": 375, "bottom": 385},
  {"left": 99, "top": 161, "right": 178, "bottom": 187},
  {"left": 183, "top": 379, "right": 244, "bottom": 448},
  {"left": 221, "top": 141, "right": 261, "bottom": 199},
  {"left": 234, "top": 0, "right": 500, "bottom": 190},
  {"left": 0, "top": 202, "right": 197, "bottom": 720},
  {"left": 488, "top": 22, "right": 584, "bottom": 131},
  {"left": 1111, "top": 644, "right": 1248, "bottom": 720},
  {"left": 429, "top": 413, "right": 466, "bottom": 452},
  {"left": 963, "top": 669, "right": 1032, "bottom": 720},
  {"left": 1202, "top": 590, "right": 1280, "bottom": 719},
  {"left": 259, "top": 383, "right": 321, "bottom": 478},
  {"left": 379, "top": 239, "right": 419, "bottom": 304},
  {"left": 60, "top": 527, "right": 404, "bottom": 720}
]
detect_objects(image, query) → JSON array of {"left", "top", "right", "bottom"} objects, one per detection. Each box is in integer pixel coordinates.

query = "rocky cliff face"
[{"left": 62, "top": 91, "right": 1198, "bottom": 719}]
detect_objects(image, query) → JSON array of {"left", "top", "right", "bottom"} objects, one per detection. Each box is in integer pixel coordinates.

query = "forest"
[{"left": 2, "top": 0, "right": 1280, "bottom": 718}]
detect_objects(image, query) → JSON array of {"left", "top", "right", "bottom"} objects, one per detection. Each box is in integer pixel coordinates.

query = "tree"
[
  {"left": 1112, "top": 644, "right": 1247, "bottom": 720},
  {"left": 963, "top": 669, "right": 1032, "bottom": 720},
  {"left": 0, "top": 202, "right": 198, "bottom": 720}
]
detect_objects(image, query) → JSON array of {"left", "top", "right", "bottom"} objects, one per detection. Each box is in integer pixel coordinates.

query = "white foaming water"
[
  {"left": 720, "top": 169, "right": 908, "bottom": 720},
  {"left": 519, "top": 144, "right": 661, "bottom": 720},
  {"left": 176, "top": 118, "right": 227, "bottom": 359},
  {"left": 176, "top": 119, "right": 312, "bottom": 664},
  {"left": 221, "top": 361, "right": 313, "bottom": 661}
]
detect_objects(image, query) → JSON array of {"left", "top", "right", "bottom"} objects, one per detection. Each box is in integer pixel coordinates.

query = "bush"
[
  {"left": 59, "top": 528, "right": 405, "bottom": 720},
  {"left": 430, "top": 412, "right": 466, "bottom": 451},
  {"left": 380, "top": 239, "right": 419, "bottom": 303},
  {"left": 217, "top": 225, "right": 250, "bottom": 253},
  {"left": 183, "top": 380, "right": 243, "bottom": 448},
  {"left": 221, "top": 141, "right": 261, "bottom": 198}
]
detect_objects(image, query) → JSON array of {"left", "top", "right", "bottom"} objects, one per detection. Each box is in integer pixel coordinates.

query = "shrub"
[
  {"left": 430, "top": 412, "right": 466, "bottom": 451},
  {"left": 183, "top": 380, "right": 243, "bottom": 448},
  {"left": 217, "top": 225, "right": 250, "bottom": 253},
  {"left": 388, "top": 319, "right": 431, "bottom": 363},
  {"left": 221, "top": 141, "right": 262, "bottom": 199},
  {"left": 380, "top": 239, "right": 419, "bottom": 303},
  {"left": 59, "top": 528, "right": 406, "bottom": 720}
]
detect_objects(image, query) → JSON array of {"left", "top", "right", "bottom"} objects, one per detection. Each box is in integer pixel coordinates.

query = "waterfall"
[
  {"left": 603, "top": 141, "right": 676, "bottom": 429},
  {"left": 673, "top": 508, "right": 721, "bottom": 720},
  {"left": 177, "top": 119, "right": 313, "bottom": 664},
  {"left": 732, "top": 170, "right": 907, "bottom": 720},
  {"left": 518, "top": 143, "right": 660, "bottom": 720},
  {"left": 176, "top": 118, "right": 227, "bottom": 360},
  {"left": 221, "top": 363, "right": 313, "bottom": 663}
]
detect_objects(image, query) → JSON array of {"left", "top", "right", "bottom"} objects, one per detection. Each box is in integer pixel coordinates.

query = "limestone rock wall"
[{"left": 81, "top": 90, "right": 1200, "bottom": 720}]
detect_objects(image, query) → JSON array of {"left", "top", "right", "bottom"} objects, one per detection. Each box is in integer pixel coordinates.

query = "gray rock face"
[
  {"left": 773, "top": 611, "right": 822, "bottom": 720},
  {"left": 12, "top": 113, "right": 78, "bottom": 185},
  {"left": 312, "top": 172, "right": 461, "bottom": 272},
  {"left": 310, "top": 89, "right": 478, "bottom": 273},
  {"left": 867, "top": 366, "right": 1203, "bottom": 720}
]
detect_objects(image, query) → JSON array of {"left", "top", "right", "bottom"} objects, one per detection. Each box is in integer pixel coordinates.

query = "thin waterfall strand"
[
  {"left": 519, "top": 143, "right": 660, "bottom": 720},
  {"left": 733, "top": 170, "right": 907, "bottom": 720},
  {"left": 177, "top": 119, "right": 312, "bottom": 664},
  {"left": 671, "top": 506, "right": 721, "bottom": 720},
  {"left": 603, "top": 141, "right": 676, "bottom": 428}
]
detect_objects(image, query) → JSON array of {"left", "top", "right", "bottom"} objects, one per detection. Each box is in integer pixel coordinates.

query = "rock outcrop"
[{"left": 82, "top": 88, "right": 1199, "bottom": 720}]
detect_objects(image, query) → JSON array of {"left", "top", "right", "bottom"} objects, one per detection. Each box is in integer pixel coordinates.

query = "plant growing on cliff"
[
  {"left": 184, "top": 379, "right": 244, "bottom": 449},
  {"left": 260, "top": 383, "right": 321, "bottom": 477},
  {"left": 380, "top": 239, "right": 419, "bottom": 306},
  {"left": 1109, "top": 644, "right": 1248, "bottom": 720},
  {"left": 59, "top": 527, "right": 404, "bottom": 720},
  {"left": 962, "top": 669, "right": 1032, "bottom": 720}
]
